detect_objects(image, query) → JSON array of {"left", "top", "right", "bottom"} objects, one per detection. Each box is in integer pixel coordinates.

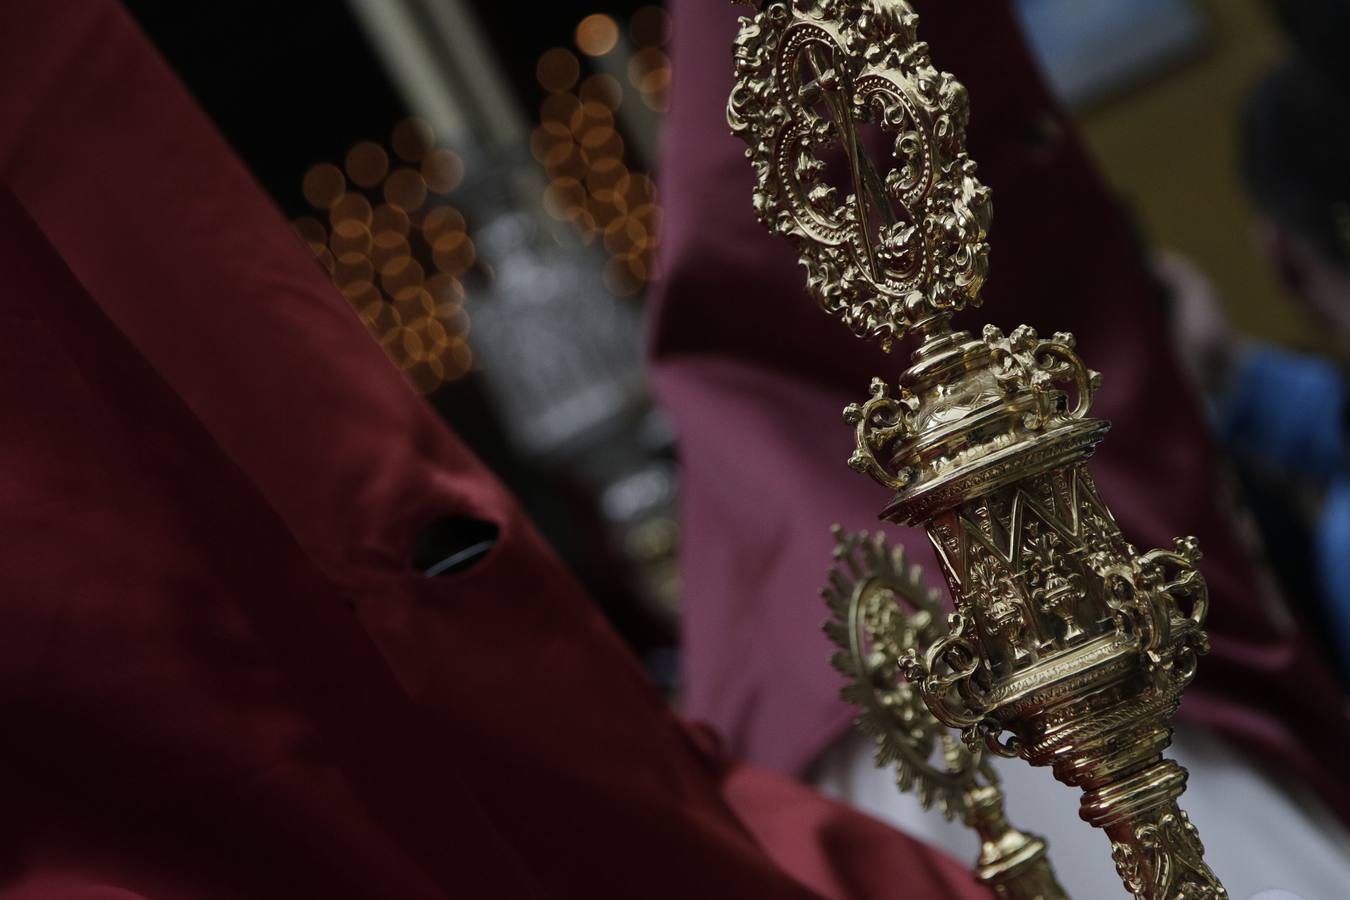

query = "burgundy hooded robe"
[{"left": 0, "top": 1, "right": 990, "bottom": 897}]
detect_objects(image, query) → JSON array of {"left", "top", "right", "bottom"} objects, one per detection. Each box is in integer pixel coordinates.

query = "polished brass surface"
[
  {"left": 824, "top": 528, "right": 1066, "bottom": 899},
  {"left": 729, "top": 2, "right": 1227, "bottom": 896}
]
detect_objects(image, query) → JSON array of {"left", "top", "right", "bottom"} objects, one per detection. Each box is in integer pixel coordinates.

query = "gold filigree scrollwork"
[
  {"left": 1136, "top": 537, "right": 1212, "bottom": 686},
  {"left": 1110, "top": 808, "right": 1227, "bottom": 900},
  {"left": 902, "top": 611, "right": 989, "bottom": 735},
  {"left": 1090, "top": 534, "right": 1211, "bottom": 686},
  {"left": 984, "top": 325, "right": 1102, "bottom": 429},
  {"left": 728, "top": 0, "right": 991, "bottom": 349},
  {"left": 1140, "top": 536, "right": 1210, "bottom": 634},
  {"left": 843, "top": 377, "right": 917, "bottom": 489}
]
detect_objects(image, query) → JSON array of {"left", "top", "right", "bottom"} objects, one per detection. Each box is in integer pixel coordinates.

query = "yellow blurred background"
[{"left": 1074, "top": 0, "right": 1330, "bottom": 353}]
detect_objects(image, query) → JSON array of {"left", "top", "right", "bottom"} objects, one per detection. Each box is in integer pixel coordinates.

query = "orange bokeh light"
[
  {"left": 391, "top": 117, "right": 435, "bottom": 163},
  {"left": 370, "top": 232, "right": 411, "bottom": 270},
  {"left": 425, "top": 273, "right": 465, "bottom": 309},
  {"left": 302, "top": 163, "right": 346, "bottom": 209},
  {"left": 579, "top": 73, "right": 623, "bottom": 109},
  {"left": 383, "top": 168, "right": 428, "bottom": 212},
  {"left": 381, "top": 256, "right": 425, "bottom": 298},
  {"left": 630, "top": 6, "right": 671, "bottom": 48},
  {"left": 345, "top": 141, "right": 390, "bottom": 188},
  {"left": 342, "top": 279, "right": 382, "bottom": 309},
  {"left": 372, "top": 203, "right": 411, "bottom": 238},
  {"left": 330, "top": 219, "right": 373, "bottom": 257},
  {"left": 422, "top": 206, "right": 467, "bottom": 244},
  {"left": 541, "top": 92, "right": 582, "bottom": 126},
  {"left": 422, "top": 148, "right": 464, "bottom": 194},
  {"left": 330, "top": 192, "right": 374, "bottom": 227},
  {"left": 334, "top": 254, "right": 375, "bottom": 288},
  {"left": 536, "top": 47, "right": 581, "bottom": 93},
  {"left": 575, "top": 13, "right": 619, "bottom": 57},
  {"left": 432, "top": 231, "right": 476, "bottom": 276}
]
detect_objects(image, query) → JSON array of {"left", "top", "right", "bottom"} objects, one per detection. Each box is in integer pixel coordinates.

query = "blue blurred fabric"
[{"left": 1217, "top": 347, "right": 1350, "bottom": 677}]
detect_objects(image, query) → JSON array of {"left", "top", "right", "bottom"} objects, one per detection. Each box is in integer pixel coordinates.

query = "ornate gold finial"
[
  {"left": 730, "top": 3, "right": 1228, "bottom": 897},
  {"left": 823, "top": 528, "right": 1067, "bottom": 899},
  {"left": 727, "top": 0, "right": 992, "bottom": 350}
]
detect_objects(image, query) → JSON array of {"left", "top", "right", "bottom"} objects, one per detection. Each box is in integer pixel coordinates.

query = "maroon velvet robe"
[{"left": 0, "top": 1, "right": 989, "bottom": 896}]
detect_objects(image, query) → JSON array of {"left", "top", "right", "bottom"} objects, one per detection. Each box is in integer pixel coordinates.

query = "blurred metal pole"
[{"left": 345, "top": 0, "right": 545, "bottom": 210}]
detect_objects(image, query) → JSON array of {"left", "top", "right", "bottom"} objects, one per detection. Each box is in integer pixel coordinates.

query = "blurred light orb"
[
  {"left": 544, "top": 177, "right": 585, "bottom": 220},
  {"left": 624, "top": 173, "right": 657, "bottom": 206},
  {"left": 620, "top": 248, "right": 650, "bottom": 280},
  {"left": 394, "top": 287, "right": 437, "bottom": 322},
  {"left": 379, "top": 325, "right": 413, "bottom": 363},
  {"left": 630, "top": 6, "right": 671, "bottom": 47},
  {"left": 422, "top": 206, "right": 467, "bottom": 244},
  {"left": 536, "top": 47, "right": 581, "bottom": 92},
  {"left": 342, "top": 279, "right": 382, "bottom": 310},
  {"left": 391, "top": 117, "right": 435, "bottom": 163},
  {"left": 580, "top": 125, "right": 617, "bottom": 150},
  {"left": 530, "top": 125, "right": 564, "bottom": 164},
  {"left": 432, "top": 232, "right": 476, "bottom": 276},
  {"left": 381, "top": 256, "right": 425, "bottom": 298},
  {"left": 584, "top": 130, "right": 625, "bottom": 165},
  {"left": 384, "top": 168, "right": 428, "bottom": 212},
  {"left": 411, "top": 314, "right": 451, "bottom": 352},
  {"left": 330, "top": 192, "right": 374, "bottom": 227},
  {"left": 575, "top": 13, "right": 619, "bottom": 57},
  {"left": 334, "top": 254, "right": 375, "bottom": 289},
  {"left": 545, "top": 142, "right": 587, "bottom": 180},
  {"left": 534, "top": 124, "right": 581, "bottom": 173},
  {"left": 588, "top": 155, "right": 629, "bottom": 185},
  {"left": 579, "top": 73, "right": 623, "bottom": 110},
  {"left": 640, "top": 65, "right": 672, "bottom": 96},
  {"left": 399, "top": 326, "right": 424, "bottom": 359},
  {"left": 586, "top": 194, "right": 621, "bottom": 229},
  {"left": 422, "top": 148, "right": 464, "bottom": 194},
  {"left": 442, "top": 305, "right": 471, "bottom": 337},
  {"left": 372, "top": 203, "right": 411, "bottom": 238},
  {"left": 629, "top": 201, "right": 662, "bottom": 240},
  {"left": 569, "top": 100, "right": 613, "bottom": 136},
  {"left": 541, "top": 91, "right": 582, "bottom": 126},
  {"left": 330, "top": 219, "right": 373, "bottom": 257},
  {"left": 603, "top": 215, "right": 647, "bottom": 254},
  {"left": 345, "top": 141, "right": 389, "bottom": 188},
  {"left": 302, "top": 163, "right": 346, "bottom": 209},
  {"left": 628, "top": 48, "right": 669, "bottom": 90},
  {"left": 425, "top": 273, "right": 465, "bottom": 308},
  {"left": 568, "top": 206, "right": 599, "bottom": 242},
  {"left": 371, "top": 231, "right": 411, "bottom": 270}
]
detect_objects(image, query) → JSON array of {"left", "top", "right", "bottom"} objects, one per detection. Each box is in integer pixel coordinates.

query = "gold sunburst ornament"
[
  {"left": 823, "top": 527, "right": 1066, "bottom": 898},
  {"left": 729, "top": 1, "right": 1227, "bottom": 897}
]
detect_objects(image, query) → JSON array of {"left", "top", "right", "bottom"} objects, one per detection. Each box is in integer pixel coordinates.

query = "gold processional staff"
[{"left": 726, "top": 2, "right": 1228, "bottom": 898}]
